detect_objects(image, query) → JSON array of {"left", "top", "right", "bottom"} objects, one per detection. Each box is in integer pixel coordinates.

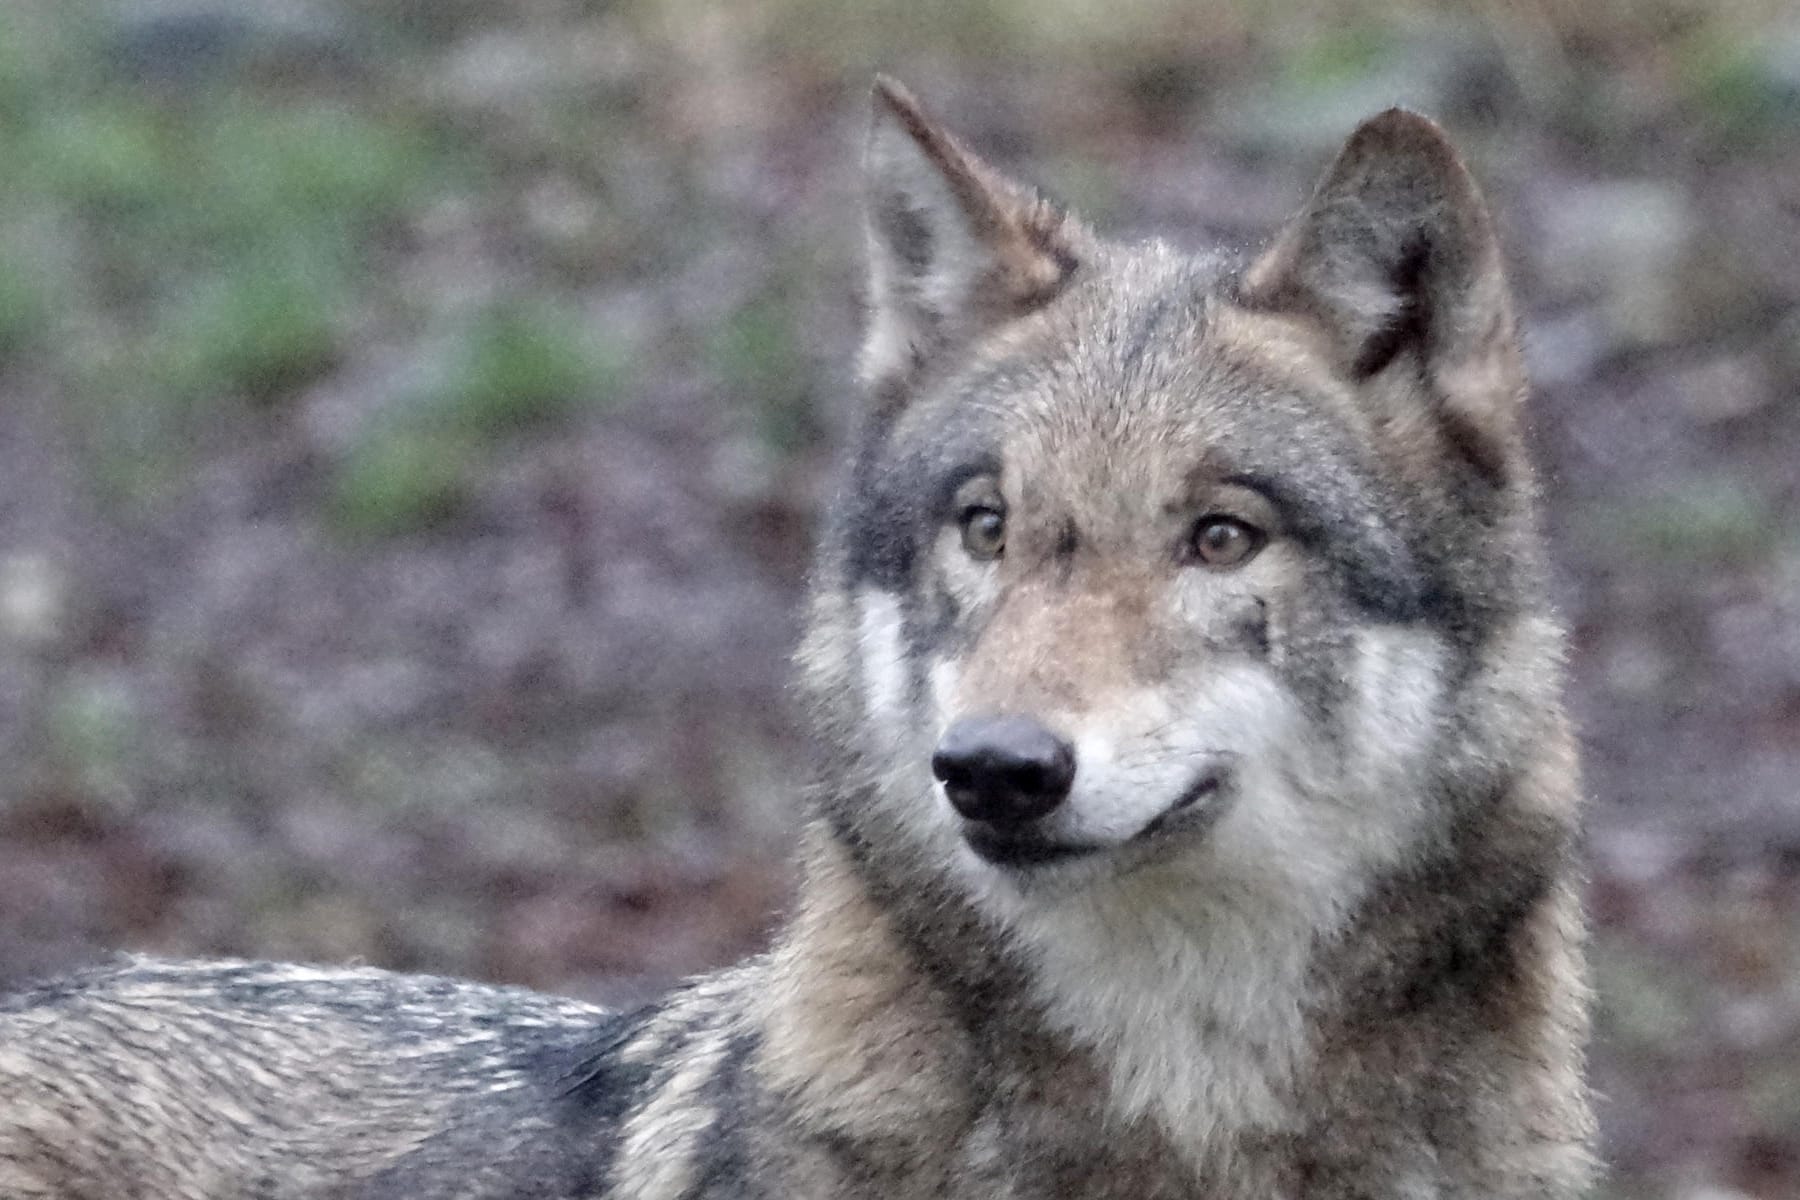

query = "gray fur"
[{"left": 0, "top": 80, "right": 1596, "bottom": 1199}]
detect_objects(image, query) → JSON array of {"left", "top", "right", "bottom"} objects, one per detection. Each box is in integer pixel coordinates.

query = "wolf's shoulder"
[
  {"left": 0, "top": 956, "right": 700, "bottom": 1199},
  {"left": 2, "top": 953, "right": 613, "bottom": 1027}
]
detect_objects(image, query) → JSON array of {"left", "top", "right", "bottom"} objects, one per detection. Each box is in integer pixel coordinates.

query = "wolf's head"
[{"left": 801, "top": 80, "right": 1564, "bottom": 927}]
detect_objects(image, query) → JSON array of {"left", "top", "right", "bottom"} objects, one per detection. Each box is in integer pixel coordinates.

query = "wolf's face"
[
  {"left": 856, "top": 284, "right": 1440, "bottom": 887},
  {"left": 805, "top": 82, "right": 1545, "bottom": 918}
]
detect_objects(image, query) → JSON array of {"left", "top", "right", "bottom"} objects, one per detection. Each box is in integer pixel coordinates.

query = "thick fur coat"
[{"left": 0, "top": 81, "right": 1596, "bottom": 1199}]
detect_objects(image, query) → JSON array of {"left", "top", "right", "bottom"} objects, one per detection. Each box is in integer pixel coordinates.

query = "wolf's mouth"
[
  {"left": 963, "top": 827, "right": 1105, "bottom": 868},
  {"left": 962, "top": 766, "right": 1230, "bottom": 869},
  {"left": 1132, "top": 768, "right": 1227, "bottom": 842}
]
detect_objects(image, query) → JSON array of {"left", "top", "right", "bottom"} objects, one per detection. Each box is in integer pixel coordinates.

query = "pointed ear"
[
  {"left": 1242, "top": 110, "right": 1523, "bottom": 484},
  {"left": 860, "top": 77, "right": 1083, "bottom": 390}
]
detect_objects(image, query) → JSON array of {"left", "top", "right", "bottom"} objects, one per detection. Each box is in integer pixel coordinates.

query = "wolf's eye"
[
  {"left": 1189, "top": 516, "right": 1264, "bottom": 568},
  {"left": 959, "top": 505, "right": 1006, "bottom": 560}
]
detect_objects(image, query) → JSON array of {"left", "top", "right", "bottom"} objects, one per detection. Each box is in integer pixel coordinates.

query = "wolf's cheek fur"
[{"left": 855, "top": 586, "right": 912, "bottom": 726}]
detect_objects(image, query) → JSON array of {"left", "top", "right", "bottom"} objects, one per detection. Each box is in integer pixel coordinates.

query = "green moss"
[
  {"left": 45, "top": 671, "right": 140, "bottom": 812},
  {"left": 708, "top": 293, "right": 817, "bottom": 452},
  {"left": 324, "top": 300, "right": 620, "bottom": 539},
  {"left": 156, "top": 254, "right": 346, "bottom": 403},
  {"left": 1683, "top": 30, "right": 1800, "bottom": 143},
  {"left": 433, "top": 300, "right": 618, "bottom": 434},
  {"left": 1, "top": 32, "right": 461, "bottom": 500},
  {"left": 189, "top": 102, "right": 438, "bottom": 243},
  {"left": 328, "top": 424, "right": 476, "bottom": 538},
  {"left": 1592, "top": 937, "right": 1698, "bottom": 1054},
  {"left": 0, "top": 253, "right": 49, "bottom": 359},
  {"left": 1598, "top": 479, "right": 1779, "bottom": 565},
  {"left": 0, "top": 6, "right": 69, "bottom": 123},
  {"left": 1280, "top": 21, "right": 1394, "bottom": 88},
  {"left": 24, "top": 102, "right": 177, "bottom": 213}
]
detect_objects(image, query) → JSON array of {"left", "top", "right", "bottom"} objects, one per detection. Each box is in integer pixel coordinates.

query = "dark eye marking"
[
  {"left": 1219, "top": 472, "right": 1305, "bottom": 538},
  {"left": 934, "top": 455, "right": 1002, "bottom": 519},
  {"left": 1219, "top": 469, "right": 1428, "bottom": 623}
]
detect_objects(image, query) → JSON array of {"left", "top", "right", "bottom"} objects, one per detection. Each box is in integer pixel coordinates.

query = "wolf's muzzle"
[{"left": 932, "top": 714, "right": 1076, "bottom": 827}]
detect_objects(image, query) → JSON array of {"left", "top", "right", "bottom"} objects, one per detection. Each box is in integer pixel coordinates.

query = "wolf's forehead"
[
  {"left": 1051, "top": 245, "right": 1235, "bottom": 400},
  {"left": 958, "top": 251, "right": 1333, "bottom": 483}
]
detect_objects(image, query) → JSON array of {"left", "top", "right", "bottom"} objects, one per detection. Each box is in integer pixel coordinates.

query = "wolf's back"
[{"left": 0, "top": 956, "right": 664, "bottom": 1199}]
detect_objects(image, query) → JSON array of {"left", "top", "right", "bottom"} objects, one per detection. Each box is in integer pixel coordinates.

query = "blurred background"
[{"left": 0, "top": 1, "right": 1796, "bottom": 1195}]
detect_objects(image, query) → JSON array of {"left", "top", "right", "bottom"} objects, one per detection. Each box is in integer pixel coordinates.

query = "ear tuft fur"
[
  {"left": 861, "top": 78, "right": 1082, "bottom": 392},
  {"left": 1243, "top": 109, "right": 1524, "bottom": 484}
]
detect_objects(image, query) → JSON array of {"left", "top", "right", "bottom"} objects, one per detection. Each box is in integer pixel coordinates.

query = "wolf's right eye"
[
  {"left": 959, "top": 506, "right": 1006, "bottom": 560},
  {"left": 1189, "top": 515, "right": 1264, "bottom": 568}
]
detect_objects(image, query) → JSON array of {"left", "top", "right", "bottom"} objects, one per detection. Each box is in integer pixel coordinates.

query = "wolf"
[{"left": 0, "top": 79, "right": 1595, "bottom": 1199}]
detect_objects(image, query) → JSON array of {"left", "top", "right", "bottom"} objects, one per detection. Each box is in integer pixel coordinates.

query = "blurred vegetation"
[
  {"left": 3, "top": 0, "right": 1794, "bottom": 510},
  {"left": 330, "top": 299, "right": 621, "bottom": 536},
  {"left": 9, "top": 129, "right": 375, "bottom": 487},
  {"left": 0, "top": 1, "right": 630, "bottom": 513}
]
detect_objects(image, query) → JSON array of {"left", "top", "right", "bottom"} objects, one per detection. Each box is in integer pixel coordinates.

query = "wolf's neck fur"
[
  {"left": 752, "top": 760, "right": 1587, "bottom": 1199},
  {"left": 752, "top": 824, "right": 1333, "bottom": 1183},
  {"left": 984, "top": 863, "right": 1325, "bottom": 1157}
]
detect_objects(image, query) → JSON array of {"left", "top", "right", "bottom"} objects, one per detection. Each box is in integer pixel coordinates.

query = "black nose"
[{"left": 932, "top": 715, "right": 1076, "bottom": 826}]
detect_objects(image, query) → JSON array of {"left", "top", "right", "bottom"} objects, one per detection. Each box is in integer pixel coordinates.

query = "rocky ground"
[{"left": 1, "top": 4, "right": 1798, "bottom": 1196}]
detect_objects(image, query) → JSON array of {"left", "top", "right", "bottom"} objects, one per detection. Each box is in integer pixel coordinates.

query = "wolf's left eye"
[
  {"left": 1189, "top": 516, "right": 1264, "bottom": 568},
  {"left": 959, "top": 506, "right": 1006, "bottom": 560}
]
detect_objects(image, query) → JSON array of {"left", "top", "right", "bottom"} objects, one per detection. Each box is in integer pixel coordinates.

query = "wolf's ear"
[
  {"left": 860, "top": 77, "right": 1082, "bottom": 390},
  {"left": 1242, "top": 110, "right": 1522, "bottom": 483}
]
